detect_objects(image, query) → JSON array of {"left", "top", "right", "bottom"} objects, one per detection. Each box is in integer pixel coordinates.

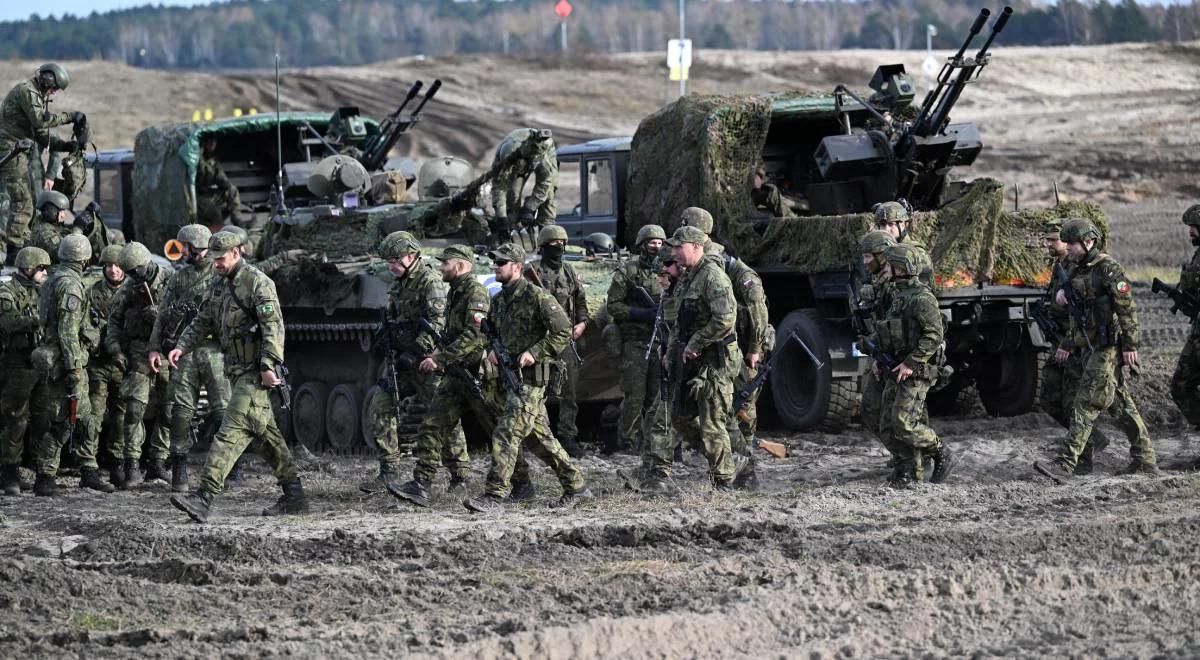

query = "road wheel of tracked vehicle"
[
  {"left": 325, "top": 384, "right": 364, "bottom": 450},
  {"left": 978, "top": 345, "right": 1038, "bottom": 417},
  {"left": 292, "top": 382, "right": 330, "bottom": 451},
  {"left": 362, "top": 385, "right": 382, "bottom": 450},
  {"left": 770, "top": 309, "right": 842, "bottom": 432}
]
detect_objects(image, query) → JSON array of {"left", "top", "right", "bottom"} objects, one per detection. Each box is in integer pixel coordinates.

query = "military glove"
[
  {"left": 69, "top": 111, "right": 86, "bottom": 125},
  {"left": 517, "top": 207, "right": 537, "bottom": 226}
]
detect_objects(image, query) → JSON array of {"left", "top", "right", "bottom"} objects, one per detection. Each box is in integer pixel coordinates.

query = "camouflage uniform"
[
  {"left": 855, "top": 231, "right": 896, "bottom": 453},
  {"left": 0, "top": 76, "right": 77, "bottom": 253},
  {"left": 491, "top": 129, "right": 557, "bottom": 231},
  {"left": 195, "top": 154, "right": 241, "bottom": 226},
  {"left": 479, "top": 248, "right": 584, "bottom": 500},
  {"left": 875, "top": 244, "right": 947, "bottom": 484},
  {"left": 526, "top": 251, "right": 589, "bottom": 448},
  {"left": 28, "top": 217, "right": 75, "bottom": 260},
  {"left": 0, "top": 270, "right": 47, "bottom": 474},
  {"left": 105, "top": 260, "right": 172, "bottom": 466},
  {"left": 606, "top": 240, "right": 665, "bottom": 453},
  {"left": 1170, "top": 205, "right": 1200, "bottom": 427},
  {"left": 723, "top": 254, "right": 770, "bottom": 446},
  {"left": 662, "top": 227, "right": 740, "bottom": 484},
  {"left": 84, "top": 255, "right": 126, "bottom": 468},
  {"left": 173, "top": 247, "right": 300, "bottom": 498}
]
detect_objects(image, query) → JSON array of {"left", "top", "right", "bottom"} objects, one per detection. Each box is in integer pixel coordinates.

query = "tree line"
[{"left": 1, "top": 0, "right": 1195, "bottom": 69}]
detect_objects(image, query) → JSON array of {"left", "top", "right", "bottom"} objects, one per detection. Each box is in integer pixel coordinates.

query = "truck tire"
[
  {"left": 770, "top": 309, "right": 845, "bottom": 432},
  {"left": 978, "top": 344, "right": 1038, "bottom": 417}
]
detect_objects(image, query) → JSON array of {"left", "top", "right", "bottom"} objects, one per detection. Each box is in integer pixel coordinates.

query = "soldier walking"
[
  {"left": 0, "top": 247, "right": 51, "bottom": 494},
  {"left": 1035, "top": 218, "right": 1157, "bottom": 482},
  {"left": 168, "top": 231, "right": 308, "bottom": 523},
  {"left": 525, "top": 225, "right": 589, "bottom": 457},
  {"left": 32, "top": 235, "right": 113, "bottom": 494},
  {"left": 1169, "top": 205, "right": 1200, "bottom": 433},
  {"left": 462, "top": 243, "right": 590, "bottom": 512},
  {"left": 855, "top": 230, "right": 898, "bottom": 461},
  {"left": 85, "top": 245, "right": 128, "bottom": 480}
]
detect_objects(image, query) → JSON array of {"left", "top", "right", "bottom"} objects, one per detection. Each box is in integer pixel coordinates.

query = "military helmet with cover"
[
  {"left": 119, "top": 242, "right": 153, "bottom": 272},
  {"left": 883, "top": 243, "right": 922, "bottom": 277},
  {"left": 538, "top": 224, "right": 568, "bottom": 246},
  {"left": 36, "top": 63, "right": 70, "bottom": 91},
  {"left": 858, "top": 230, "right": 896, "bottom": 255},
  {"left": 177, "top": 224, "right": 212, "bottom": 249},
  {"left": 379, "top": 231, "right": 422, "bottom": 259},
  {"left": 636, "top": 224, "right": 667, "bottom": 246},
  {"left": 680, "top": 207, "right": 713, "bottom": 234},
  {"left": 15, "top": 246, "right": 51, "bottom": 270},
  {"left": 874, "top": 201, "right": 909, "bottom": 225},
  {"left": 36, "top": 190, "right": 70, "bottom": 212},
  {"left": 1060, "top": 217, "right": 1101, "bottom": 244},
  {"left": 99, "top": 244, "right": 123, "bottom": 266},
  {"left": 58, "top": 234, "right": 91, "bottom": 263},
  {"left": 1040, "top": 217, "right": 1064, "bottom": 240},
  {"left": 583, "top": 232, "right": 615, "bottom": 255},
  {"left": 1182, "top": 204, "right": 1200, "bottom": 227}
]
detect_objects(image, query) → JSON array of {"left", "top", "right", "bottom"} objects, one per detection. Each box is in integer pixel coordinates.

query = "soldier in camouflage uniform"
[
  {"left": 463, "top": 243, "right": 590, "bottom": 512},
  {"left": 525, "top": 225, "right": 589, "bottom": 458},
  {"left": 490, "top": 128, "right": 557, "bottom": 238},
  {"left": 721, "top": 247, "right": 770, "bottom": 464},
  {"left": 0, "top": 63, "right": 84, "bottom": 260},
  {"left": 196, "top": 137, "right": 242, "bottom": 227},
  {"left": 391, "top": 245, "right": 491, "bottom": 508},
  {"left": 361, "top": 231, "right": 466, "bottom": 495},
  {"left": 147, "top": 225, "right": 235, "bottom": 492},
  {"left": 606, "top": 224, "right": 666, "bottom": 455},
  {"left": 0, "top": 247, "right": 51, "bottom": 494},
  {"left": 105, "top": 242, "right": 173, "bottom": 487},
  {"left": 168, "top": 231, "right": 307, "bottom": 523},
  {"left": 28, "top": 190, "right": 74, "bottom": 259},
  {"left": 1035, "top": 218, "right": 1157, "bottom": 482},
  {"left": 875, "top": 243, "right": 955, "bottom": 486},
  {"left": 32, "top": 235, "right": 114, "bottom": 495},
  {"left": 1169, "top": 205, "right": 1200, "bottom": 430},
  {"left": 638, "top": 253, "right": 686, "bottom": 492},
  {"left": 85, "top": 245, "right": 127, "bottom": 480},
  {"left": 855, "top": 230, "right": 898, "bottom": 458},
  {"left": 751, "top": 162, "right": 792, "bottom": 218}
]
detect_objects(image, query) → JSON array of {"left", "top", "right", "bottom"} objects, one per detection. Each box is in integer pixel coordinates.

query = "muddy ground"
[{"left": 2, "top": 337, "right": 1199, "bottom": 657}]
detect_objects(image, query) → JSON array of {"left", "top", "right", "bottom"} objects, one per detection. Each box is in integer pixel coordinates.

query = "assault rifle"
[
  {"left": 360, "top": 79, "right": 442, "bottom": 172},
  {"left": 66, "top": 394, "right": 79, "bottom": 455},
  {"left": 524, "top": 263, "right": 584, "bottom": 368},
  {"left": 1029, "top": 299, "right": 1060, "bottom": 345},
  {"left": 635, "top": 286, "right": 671, "bottom": 406},
  {"left": 376, "top": 308, "right": 410, "bottom": 422},
  {"left": 731, "top": 333, "right": 795, "bottom": 459},
  {"left": 273, "top": 364, "right": 293, "bottom": 410},
  {"left": 418, "top": 317, "right": 486, "bottom": 402},
  {"left": 165, "top": 301, "right": 199, "bottom": 348},
  {"left": 481, "top": 318, "right": 523, "bottom": 394},
  {"left": 1053, "top": 262, "right": 1093, "bottom": 352},
  {"left": 846, "top": 283, "right": 901, "bottom": 372},
  {"left": 1151, "top": 278, "right": 1200, "bottom": 321}
]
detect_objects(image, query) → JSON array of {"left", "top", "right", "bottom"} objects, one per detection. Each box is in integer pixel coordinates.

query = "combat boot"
[
  {"left": 171, "top": 455, "right": 189, "bottom": 493},
  {"left": 360, "top": 464, "right": 403, "bottom": 495},
  {"left": 33, "top": 473, "right": 59, "bottom": 497},
  {"left": 122, "top": 458, "right": 142, "bottom": 488},
  {"left": 463, "top": 493, "right": 505, "bottom": 513},
  {"left": 551, "top": 487, "right": 595, "bottom": 508},
  {"left": 731, "top": 454, "right": 757, "bottom": 490},
  {"left": 1, "top": 465, "right": 21, "bottom": 496},
  {"left": 637, "top": 472, "right": 676, "bottom": 495},
  {"left": 263, "top": 479, "right": 309, "bottom": 516},
  {"left": 508, "top": 481, "right": 538, "bottom": 502},
  {"left": 1075, "top": 446, "right": 1095, "bottom": 476},
  {"left": 559, "top": 436, "right": 586, "bottom": 459},
  {"left": 109, "top": 460, "right": 126, "bottom": 490},
  {"left": 446, "top": 475, "right": 469, "bottom": 495},
  {"left": 171, "top": 490, "right": 213, "bottom": 523},
  {"left": 388, "top": 478, "right": 432, "bottom": 508},
  {"left": 225, "top": 457, "right": 246, "bottom": 489},
  {"left": 80, "top": 468, "right": 116, "bottom": 493},
  {"left": 1034, "top": 459, "right": 1074, "bottom": 485},
  {"left": 929, "top": 444, "right": 958, "bottom": 484},
  {"left": 144, "top": 457, "right": 170, "bottom": 483},
  {"left": 673, "top": 443, "right": 685, "bottom": 465},
  {"left": 1116, "top": 460, "right": 1160, "bottom": 476},
  {"left": 887, "top": 461, "right": 916, "bottom": 489}
]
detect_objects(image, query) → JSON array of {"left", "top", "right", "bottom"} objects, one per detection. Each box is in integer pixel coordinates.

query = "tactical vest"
[
  {"left": 1068, "top": 254, "right": 1119, "bottom": 349},
  {"left": 0, "top": 277, "right": 41, "bottom": 355}
]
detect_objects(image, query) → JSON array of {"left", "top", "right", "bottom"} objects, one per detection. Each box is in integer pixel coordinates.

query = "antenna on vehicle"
[
  {"left": 1052, "top": 180, "right": 1060, "bottom": 206},
  {"left": 273, "top": 52, "right": 287, "bottom": 217},
  {"left": 1013, "top": 184, "right": 1020, "bottom": 211}
]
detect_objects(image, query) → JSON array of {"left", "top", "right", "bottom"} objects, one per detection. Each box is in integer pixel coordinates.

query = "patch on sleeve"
[
  {"left": 471, "top": 311, "right": 486, "bottom": 326},
  {"left": 468, "top": 299, "right": 488, "bottom": 312},
  {"left": 257, "top": 303, "right": 275, "bottom": 316},
  {"left": 64, "top": 295, "right": 81, "bottom": 312},
  {"left": 742, "top": 278, "right": 754, "bottom": 288},
  {"left": 1115, "top": 281, "right": 1131, "bottom": 295}
]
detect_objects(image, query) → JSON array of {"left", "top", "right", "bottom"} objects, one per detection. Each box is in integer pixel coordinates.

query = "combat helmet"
[
  {"left": 36, "top": 63, "right": 69, "bottom": 91},
  {"left": 1060, "top": 217, "right": 1100, "bottom": 244},
  {"left": 884, "top": 243, "right": 922, "bottom": 277},
  {"left": 874, "top": 201, "right": 909, "bottom": 226},
  {"left": 379, "top": 231, "right": 421, "bottom": 259},
  {"left": 538, "top": 225, "right": 568, "bottom": 246},
  {"left": 58, "top": 234, "right": 91, "bottom": 263},
  {"left": 36, "top": 190, "right": 70, "bottom": 213},
  {"left": 15, "top": 246, "right": 51, "bottom": 270},
  {"left": 1182, "top": 204, "right": 1200, "bottom": 227},
  {"left": 636, "top": 224, "right": 667, "bottom": 246},
  {"left": 177, "top": 224, "right": 212, "bottom": 249},
  {"left": 858, "top": 230, "right": 896, "bottom": 255},
  {"left": 119, "top": 242, "right": 153, "bottom": 273},
  {"left": 220, "top": 225, "right": 249, "bottom": 246},
  {"left": 98, "top": 244, "right": 123, "bottom": 266},
  {"left": 583, "top": 232, "right": 615, "bottom": 255},
  {"left": 680, "top": 207, "right": 713, "bottom": 234}
]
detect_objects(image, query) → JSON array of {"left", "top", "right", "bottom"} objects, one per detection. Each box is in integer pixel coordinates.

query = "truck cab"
[{"left": 553, "top": 137, "right": 629, "bottom": 244}]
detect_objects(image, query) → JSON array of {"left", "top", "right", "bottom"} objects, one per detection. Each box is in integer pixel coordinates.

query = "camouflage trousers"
[
  {"left": 0, "top": 359, "right": 47, "bottom": 466},
  {"left": 667, "top": 364, "right": 736, "bottom": 482},
  {"left": 407, "top": 370, "right": 478, "bottom": 483},
  {"left": 1170, "top": 333, "right": 1200, "bottom": 427},
  {"left": 880, "top": 374, "right": 939, "bottom": 482},
  {"left": 483, "top": 382, "right": 584, "bottom": 498},
  {"left": 198, "top": 372, "right": 299, "bottom": 496},
  {"left": 168, "top": 343, "right": 231, "bottom": 456},
  {"left": 87, "top": 359, "right": 126, "bottom": 463},
  {"left": 732, "top": 362, "right": 761, "bottom": 441},
  {"left": 646, "top": 398, "right": 680, "bottom": 473},
  {"left": 548, "top": 353, "right": 579, "bottom": 442},
  {"left": 1040, "top": 353, "right": 1109, "bottom": 447},
  {"left": 861, "top": 371, "right": 905, "bottom": 456},
  {"left": 1060, "top": 347, "right": 1154, "bottom": 470},
  {"left": 117, "top": 363, "right": 171, "bottom": 460},
  {"left": 616, "top": 340, "right": 661, "bottom": 452},
  {"left": 36, "top": 370, "right": 100, "bottom": 475},
  {"left": 0, "top": 152, "right": 34, "bottom": 251}
]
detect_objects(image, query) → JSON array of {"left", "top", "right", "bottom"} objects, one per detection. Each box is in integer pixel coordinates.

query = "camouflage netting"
[
  {"left": 266, "top": 209, "right": 389, "bottom": 257},
  {"left": 271, "top": 258, "right": 369, "bottom": 309}
]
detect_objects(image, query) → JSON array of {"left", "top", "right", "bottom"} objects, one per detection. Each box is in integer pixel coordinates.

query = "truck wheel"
[
  {"left": 769, "top": 309, "right": 839, "bottom": 432},
  {"left": 978, "top": 345, "right": 1038, "bottom": 417},
  {"left": 926, "top": 379, "right": 978, "bottom": 417},
  {"left": 821, "top": 379, "right": 856, "bottom": 433}
]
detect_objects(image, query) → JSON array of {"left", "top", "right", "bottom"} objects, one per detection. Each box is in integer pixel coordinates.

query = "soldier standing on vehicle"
[
  {"left": 658, "top": 225, "right": 745, "bottom": 490},
  {"left": 390, "top": 245, "right": 488, "bottom": 508},
  {"left": 876, "top": 243, "right": 955, "bottom": 486},
  {"left": 148, "top": 225, "right": 234, "bottom": 493},
  {"left": 105, "top": 242, "right": 173, "bottom": 488},
  {"left": 195, "top": 137, "right": 242, "bottom": 227},
  {"left": 462, "top": 243, "right": 590, "bottom": 513},
  {"left": 490, "top": 128, "right": 557, "bottom": 240},
  {"left": 85, "top": 245, "right": 128, "bottom": 480},
  {"left": 855, "top": 230, "right": 898, "bottom": 460},
  {"left": 1169, "top": 205, "right": 1200, "bottom": 432},
  {"left": 751, "top": 162, "right": 793, "bottom": 218},
  {"left": 1035, "top": 218, "right": 1157, "bottom": 482},
  {"left": 32, "top": 235, "right": 114, "bottom": 495},
  {"left": 0, "top": 63, "right": 84, "bottom": 262},
  {"left": 360, "top": 231, "right": 466, "bottom": 496},
  {"left": 168, "top": 231, "right": 308, "bottom": 523},
  {"left": 607, "top": 224, "right": 666, "bottom": 456},
  {"left": 525, "top": 225, "right": 589, "bottom": 458},
  {"left": 0, "top": 247, "right": 51, "bottom": 495},
  {"left": 28, "top": 190, "right": 75, "bottom": 259}
]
